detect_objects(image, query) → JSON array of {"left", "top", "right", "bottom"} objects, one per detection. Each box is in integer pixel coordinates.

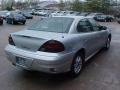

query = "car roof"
[{"left": 53, "top": 16, "right": 86, "bottom": 20}]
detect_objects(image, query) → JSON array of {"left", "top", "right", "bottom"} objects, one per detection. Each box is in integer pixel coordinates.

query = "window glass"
[
  {"left": 88, "top": 19, "right": 100, "bottom": 31},
  {"left": 28, "top": 17, "right": 74, "bottom": 33},
  {"left": 77, "top": 19, "right": 92, "bottom": 33}
]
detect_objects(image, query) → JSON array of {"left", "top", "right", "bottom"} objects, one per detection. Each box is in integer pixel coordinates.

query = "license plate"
[{"left": 16, "top": 57, "right": 26, "bottom": 66}]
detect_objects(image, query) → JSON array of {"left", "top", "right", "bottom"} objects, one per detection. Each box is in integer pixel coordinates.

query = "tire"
[
  {"left": 110, "top": 19, "right": 112, "bottom": 22},
  {"left": 118, "top": 21, "right": 120, "bottom": 24},
  {"left": 104, "top": 37, "right": 111, "bottom": 50},
  {"left": 22, "top": 21, "right": 26, "bottom": 25},
  {"left": 11, "top": 20, "right": 15, "bottom": 25},
  {"left": 6, "top": 19, "right": 9, "bottom": 24},
  {"left": 6, "top": 20, "right": 8, "bottom": 24},
  {"left": 70, "top": 52, "right": 84, "bottom": 77},
  {"left": 0, "top": 21, "right": 3, "bottom": 25}
]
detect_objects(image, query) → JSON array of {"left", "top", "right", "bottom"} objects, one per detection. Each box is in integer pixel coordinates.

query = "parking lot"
[{"left": 0, "top": 16, "right": 120, "bottom": 90}]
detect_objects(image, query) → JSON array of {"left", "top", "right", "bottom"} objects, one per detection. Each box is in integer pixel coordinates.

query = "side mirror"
[{"left": 99, "top": 26, "right": 107, "bottom": 30}]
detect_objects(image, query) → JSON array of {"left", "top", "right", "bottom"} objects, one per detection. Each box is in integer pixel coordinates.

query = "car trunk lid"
[{"left": 11, "top": 30, "right": 66, "bottom": 52}]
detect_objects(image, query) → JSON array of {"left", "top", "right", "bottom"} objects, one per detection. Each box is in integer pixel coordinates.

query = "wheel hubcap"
[{"left": 74, "top": 56, "right": 82, "bottom": 74}]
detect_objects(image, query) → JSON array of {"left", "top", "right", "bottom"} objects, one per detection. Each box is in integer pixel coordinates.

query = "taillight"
[
  {"left": 8, "top": 35, "right": 15, "bottom": 46},
  {"left": 39, "top": 40, "right": 65, "bottom": 53}
]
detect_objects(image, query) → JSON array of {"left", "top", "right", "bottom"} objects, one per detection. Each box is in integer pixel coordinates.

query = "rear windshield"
[
  {"left": 28, "top": 17, "right": 74, "bottom": 33},
  {"left": 13, "top": 13, "right": 23, "bottom": 17}
]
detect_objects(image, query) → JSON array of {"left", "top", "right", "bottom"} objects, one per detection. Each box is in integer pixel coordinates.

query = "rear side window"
[
  {"left": 77, "top": 19, "right": 92, "bottom": 33},
  {"left": 88, "top": 19, "right": 100, "bottom": 31}
]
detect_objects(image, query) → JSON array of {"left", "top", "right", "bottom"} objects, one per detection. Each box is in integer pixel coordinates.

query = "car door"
[
  {"left": 76, "top": 19, "right": 101, "bottom": 58},
  {"left": 10, "top": 13, "right": 14, "bottom": 21},
  {"left": 88, "top": 18, "right": 108, "bottom": 49},
  {"left": 7, "top": 13, "right": 13, "bottom": 22}
]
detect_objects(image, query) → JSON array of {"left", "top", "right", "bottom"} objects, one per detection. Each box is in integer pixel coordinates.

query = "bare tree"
[
  {"left": 1, "top": 0, "right": 6, "bottom": 10},
  {"left": 59, "top": 0, "right": 65, "bottom": 10},
  {"left": 71, "top": 0, "right": 83, "bottom": 11}
]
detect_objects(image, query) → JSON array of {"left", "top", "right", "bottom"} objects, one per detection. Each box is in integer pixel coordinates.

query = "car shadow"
[
  {"left": 83, "top": 49, "right": 107, "bottom": 67},
  {"left": 17, "top": 70, "right": 74, "bottom": 87}
]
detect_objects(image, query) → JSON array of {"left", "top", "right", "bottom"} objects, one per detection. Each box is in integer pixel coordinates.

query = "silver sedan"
[{"left": 5, "top": 16, "right": 111, "bottom": 77}]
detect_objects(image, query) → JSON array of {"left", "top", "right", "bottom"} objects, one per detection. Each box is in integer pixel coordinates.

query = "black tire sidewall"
[
  {"left": 70, "top": 53, "right": 83, "bottom": 77},
  {"left": 105, "top": 38, "right": 111, "bottom": 49},
  {"left": 22, "top": 22, "right": 26, "bottom": 25}
]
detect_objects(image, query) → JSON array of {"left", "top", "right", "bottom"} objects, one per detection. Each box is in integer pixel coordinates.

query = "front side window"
[
  {"left": 77, "top": 19, "right": 92, "bottom": 33},
  {"left": 28, "top": 17, "right": 74, "bottom": 33}
]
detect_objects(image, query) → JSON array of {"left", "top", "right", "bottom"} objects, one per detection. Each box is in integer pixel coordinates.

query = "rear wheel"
[
  {"left": 0, "top": 21, "right": 3, "bottom": 25},
  {"left": 104, "top": 37, "right": 111, "bottom": 49},
  {"left": 6, "top": 19, "right": 9, "bottom": 24},
  {"left": 6, "top": 20, "right": 8, "bottom": 24},
  {"left": 11, "top": 20, "right": 15, "bottom": 25},
  {"left": 110, "top": 18, "right": 113, "bottom": 22},
  {"left": 118, "top": 21, "right": 120, "bottom": 24},
  {"left": 70, "top": 52, "right": 84, "bottom": 77},
  {"left": 22, "top": 21, "right": 26, "bottom": 25}
]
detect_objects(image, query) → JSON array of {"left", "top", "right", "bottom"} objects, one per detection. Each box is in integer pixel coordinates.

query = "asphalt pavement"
[{"left": 0, "top": 17, "right": 120, "bottom": 90}]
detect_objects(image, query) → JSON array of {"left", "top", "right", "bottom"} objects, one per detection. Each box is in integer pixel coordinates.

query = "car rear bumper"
[{"left": 5, "top": 45, "right": 75, "bottom": 73}]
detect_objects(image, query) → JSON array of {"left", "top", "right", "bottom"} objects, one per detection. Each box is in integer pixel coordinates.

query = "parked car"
[
  {"left": 87, "top": 13, "right": 104, "bottom": 20},
  {"left": 69, "top": 12, "right": 81, "bottom": 16},
  {"left": 51, "top": 11, "right": 80, "bottom": 16},
  {"left": 95, "top": 15, "right": 114, "bottom": 22},
  {"left": 0, "top": 16, "right": 3, "bottom": 25},
  {"left": 51, "top": 11, "right": 61, "bottom": 16},
  {"left": 78, "top": 12, "right": 90, "bottom": 16},
  {"left": 0, "top": 11, "right": 8, "bottom": 20},
  {"left": 117, "top": 17, "right": 120, "bottom": 24},
  {"left": 36, "top": 11, "right": 48, "bottom": 16},
  {"left": 6, "top": 12, "right": 26, "bottom": 25},
  {"left": 106, "top": 15, "right": 114, "bottom": 22},
  {"left": 115, "top": 14, "right": 120, "bottom": 24},
  {"left": 60, "top": 11, "right": 68, "bottom": 16},
  {"left": 65, "top": 11, "right": 75, "bottom": 16},
  {"left": 20, "top": 12, "right": 33, "bottom": 19},
  {"left": 5, "top": 16, "right": 111, "bottom": 77}
]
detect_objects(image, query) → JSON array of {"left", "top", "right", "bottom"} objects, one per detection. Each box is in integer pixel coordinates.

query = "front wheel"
[{"left": 70, "top": 53, "right": 83, "bottom": 77}]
